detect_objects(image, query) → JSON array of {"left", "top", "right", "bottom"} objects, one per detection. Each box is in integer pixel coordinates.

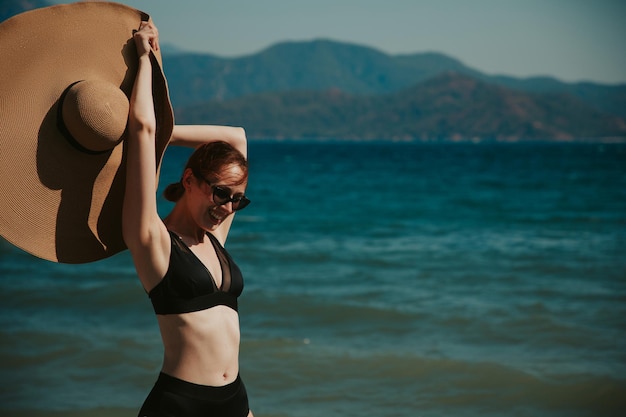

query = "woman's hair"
[{"left": 163, "top": 141, "right": 248, "bottom": 202}]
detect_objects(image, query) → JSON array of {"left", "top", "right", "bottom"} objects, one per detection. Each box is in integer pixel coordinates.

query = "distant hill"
[
  {"left": 162, "top": 40, "right": 482, "bottom": 106},
  {"left": 163, "top": 39, "right": 626, "bottom": 121},
  {"left": 483, "top": 74, "right": 626, "bottom": 121},
  {"left": 175, "top": 72, "right": 626, "bottom": 141}
]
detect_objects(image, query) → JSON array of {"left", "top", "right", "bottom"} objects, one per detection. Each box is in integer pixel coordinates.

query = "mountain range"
[
  {"left": 175, "top": 71, "right": 626, "bottom": 141},
  {"left": 166, "top": 40, "right": 626, "bottom": 141},
  {"left": 163, "top": 40, "right": 625, "bottom": 116},
  {"left": 4, "top": 0, "right": 626, "bottom": 141}
]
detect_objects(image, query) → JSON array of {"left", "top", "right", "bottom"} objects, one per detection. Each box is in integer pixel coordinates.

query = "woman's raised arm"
[
  {"left": 122, "top": 21, "right": 169, "bottom": 289},
  {"left": 170, "top": 125, "right": 247, "bottom": 159}
]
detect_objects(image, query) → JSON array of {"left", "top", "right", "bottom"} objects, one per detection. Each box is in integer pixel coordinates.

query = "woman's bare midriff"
[{"left": 157, "top": 305, "right": 240, "bottom": 386}]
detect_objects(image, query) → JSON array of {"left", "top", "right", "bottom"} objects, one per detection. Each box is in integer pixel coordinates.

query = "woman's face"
[{"left": 185, "top": 164, "right": 248, "bottom": 231}]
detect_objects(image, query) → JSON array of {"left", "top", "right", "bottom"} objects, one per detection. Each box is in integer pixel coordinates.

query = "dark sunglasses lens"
[
  {"left": 233, "top": 197, "right": 251, "bottom": 211},
  {"left": 212, "top": 186, "right": 231, "bottom": 204}
]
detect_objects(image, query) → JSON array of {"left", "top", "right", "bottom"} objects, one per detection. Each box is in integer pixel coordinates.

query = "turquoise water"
[{"left": 1, "top": 141, "right": 625, "bottom": 416}]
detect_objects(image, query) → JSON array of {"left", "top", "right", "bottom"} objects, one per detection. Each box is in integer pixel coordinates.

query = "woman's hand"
[{"left": 133, "top": 21, "right": 159, "bottom": 57}]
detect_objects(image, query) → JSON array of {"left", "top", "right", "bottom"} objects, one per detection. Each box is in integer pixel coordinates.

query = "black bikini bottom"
[{"left": 138, "top": 372, "right": 250, "bottom": 417}]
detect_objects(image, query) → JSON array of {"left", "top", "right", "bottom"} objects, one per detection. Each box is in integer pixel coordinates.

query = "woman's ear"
[{"left": 181, "top": 168, "right": 195, "bottom": 190}]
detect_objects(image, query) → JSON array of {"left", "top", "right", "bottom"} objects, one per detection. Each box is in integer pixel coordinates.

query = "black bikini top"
[{"left": 148, "top": 230, "right": 244, "bottom": 315}]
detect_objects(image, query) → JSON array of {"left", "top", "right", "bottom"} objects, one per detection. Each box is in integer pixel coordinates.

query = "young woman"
[{"left": 123, "top": 21, "right": 253, "bottom": 417}]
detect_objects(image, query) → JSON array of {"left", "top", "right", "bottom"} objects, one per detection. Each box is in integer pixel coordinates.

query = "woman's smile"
[{"left": 208, "top": 206, "right": 228, "bottom": 225}]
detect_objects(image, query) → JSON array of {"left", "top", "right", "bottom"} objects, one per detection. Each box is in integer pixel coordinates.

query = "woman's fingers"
[{"left": 134, "top": 21, "right": 159, "bottom": 54}]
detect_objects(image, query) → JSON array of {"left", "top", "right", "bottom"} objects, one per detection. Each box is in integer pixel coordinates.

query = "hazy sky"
[{"left": 51, "top": 0, "right": 625, "bottom": 84}]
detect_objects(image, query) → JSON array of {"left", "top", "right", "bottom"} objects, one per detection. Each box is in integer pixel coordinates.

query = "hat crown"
[{"left": 61, "top": 80, "right": 129, "bottom": 153}]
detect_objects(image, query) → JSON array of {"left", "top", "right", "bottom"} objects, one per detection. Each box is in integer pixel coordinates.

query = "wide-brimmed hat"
[{"left": 0, "top": 2, "right": 174, "bottom": 263}]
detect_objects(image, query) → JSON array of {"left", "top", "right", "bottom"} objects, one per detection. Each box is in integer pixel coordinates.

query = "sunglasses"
[{"left": 193, "top": 171, "right": 251, "bottom": 211}]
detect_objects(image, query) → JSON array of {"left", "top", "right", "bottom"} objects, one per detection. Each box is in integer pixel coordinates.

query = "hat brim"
[{"left": 0, "top": 2, "right": 174, "bottom": 263}]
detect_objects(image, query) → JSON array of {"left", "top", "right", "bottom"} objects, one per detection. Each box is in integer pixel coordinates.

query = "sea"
[{"left": 1, "top": 141, "right": 625, "bottom": 417}]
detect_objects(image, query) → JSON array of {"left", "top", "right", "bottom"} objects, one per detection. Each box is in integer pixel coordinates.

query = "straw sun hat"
[{"left": 0, "top": 2, "right": 174, "bottom": 263}]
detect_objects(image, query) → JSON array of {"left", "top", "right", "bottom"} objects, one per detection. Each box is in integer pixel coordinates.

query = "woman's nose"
[{"left": 221, "top": 200, "right": 234, "bottom": 213}]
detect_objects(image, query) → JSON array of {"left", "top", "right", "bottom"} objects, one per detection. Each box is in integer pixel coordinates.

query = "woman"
[{"left": 123, "top": 22, "right": 253, "bottom": 417}]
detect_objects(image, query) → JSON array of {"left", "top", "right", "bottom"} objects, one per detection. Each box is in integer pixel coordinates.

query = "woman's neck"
[{"left": 163, "top": 203, "right": 206, "bottom": 245}]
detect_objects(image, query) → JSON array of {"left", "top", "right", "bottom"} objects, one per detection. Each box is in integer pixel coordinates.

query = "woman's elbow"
[
  {"left": 235, "top": 126, "right": 247, "bottom": 140},
  {"left": 234, "top": 127, "right": 247, "bottom": 156},
  {"left": 129, "top": 116, "right": 156, "bottom": 139}
]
